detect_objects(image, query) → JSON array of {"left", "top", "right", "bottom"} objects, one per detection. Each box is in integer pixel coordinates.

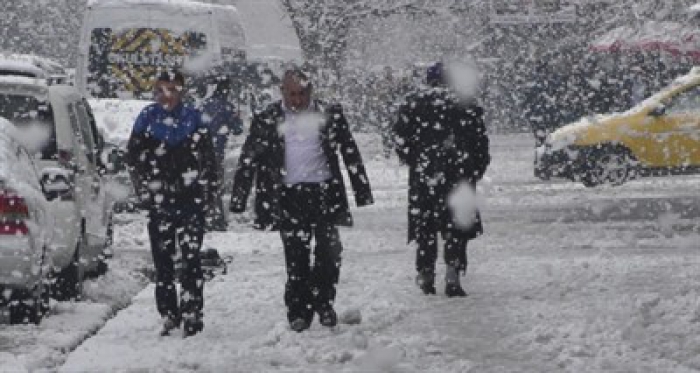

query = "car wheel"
[
  {"left": 52, "top": 231, "right": 85, "bottom": 301},
  {"left": 86, "top": 212, "right": 113, "bottom": 278},
  {"left": 581, "top": 147, "right": 634, "bottom": 187},
  {"left": 8, "top": 278, "right": 49, "bottom": 324}
]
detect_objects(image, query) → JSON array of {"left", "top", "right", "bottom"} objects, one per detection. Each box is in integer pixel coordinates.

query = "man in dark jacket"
[
  {"left": 126, "top": 71, "right": 217, "bottom": 337},
  {"left": 201, "top": 76, "right": 243, "bottom": 231},
  {"left": 393, "top": 62, "right": 490, "bottom": 297},
  {"left": 229, "top": 68, "right": 374, "bottom": 332}
]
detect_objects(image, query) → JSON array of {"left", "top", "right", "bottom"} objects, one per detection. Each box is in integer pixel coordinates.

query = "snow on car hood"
[{"left": 548, "top": 113, "right": 618, "bottom": 151}]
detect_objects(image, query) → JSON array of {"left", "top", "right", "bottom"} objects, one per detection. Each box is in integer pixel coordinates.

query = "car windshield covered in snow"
[{"left": 0, "top": 93, "right": 57, "bottom": 160}]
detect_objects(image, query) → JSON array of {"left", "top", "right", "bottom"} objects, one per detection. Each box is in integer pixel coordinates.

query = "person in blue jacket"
[
  {"left": 200, "top": 76, "right": 243, "bottom": 231},
  {"left": 126, "top": 70, "right": 217, "bottom": 338}
]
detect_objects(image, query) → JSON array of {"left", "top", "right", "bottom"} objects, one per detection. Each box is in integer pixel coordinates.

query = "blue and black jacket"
[
  {"left": 126, "top": 103, "right": 218, "bottom": 213},
  {"left": 201, "top": 94, "right": 243, "bottom": 160}
]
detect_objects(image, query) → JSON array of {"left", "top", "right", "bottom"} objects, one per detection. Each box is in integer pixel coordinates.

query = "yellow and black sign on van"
[{"left": 87, "top": 28, "right": 206, "bottom": 99}]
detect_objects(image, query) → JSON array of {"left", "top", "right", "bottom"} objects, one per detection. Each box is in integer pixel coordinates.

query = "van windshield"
[
  {"left": 0, "top": 93, "right": 57, "bottom": 160},
  {"left": 87, "top": 28, "right": 207, "bottom": 99}
]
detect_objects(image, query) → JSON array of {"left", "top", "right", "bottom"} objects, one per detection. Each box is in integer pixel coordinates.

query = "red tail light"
[{"left": 0, "top": 190, "right": 30, "bottom": 235}]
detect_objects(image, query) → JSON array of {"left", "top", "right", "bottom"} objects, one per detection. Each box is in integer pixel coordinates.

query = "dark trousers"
[
  {"left": 206, "top": 156, "right": 227, "bottom": 230},
  {"left": 147, "top": 210, "right": 205, "bottom": 322},
  {"left": 279, "top": 183, "right": 343, "bottom": 323},
  {"left": 415, "top": 227, "right": 469, "bottom": 274}
]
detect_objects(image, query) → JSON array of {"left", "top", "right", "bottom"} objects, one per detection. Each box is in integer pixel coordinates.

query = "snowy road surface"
[{"left": 3, "top": 133, "right": 700, "bottom": 372}]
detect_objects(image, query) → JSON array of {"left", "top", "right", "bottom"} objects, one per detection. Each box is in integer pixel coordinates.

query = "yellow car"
[{"left": 536, "top": 67, "right": 700, "bottom": 187}]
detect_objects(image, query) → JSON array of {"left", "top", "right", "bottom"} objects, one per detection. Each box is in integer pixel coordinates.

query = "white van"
[{"left": 75, "top": 0, "right": 246, "bottom": 99}]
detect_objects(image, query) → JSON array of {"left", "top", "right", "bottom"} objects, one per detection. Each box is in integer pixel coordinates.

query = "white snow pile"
[{"left": 88, "top": 99, "right": 150, "bottom": 147}]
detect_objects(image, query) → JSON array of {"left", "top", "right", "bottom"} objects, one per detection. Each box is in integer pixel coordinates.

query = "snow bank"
[{"left": 88, "top": 99, "right": 149, "bottom": 147}]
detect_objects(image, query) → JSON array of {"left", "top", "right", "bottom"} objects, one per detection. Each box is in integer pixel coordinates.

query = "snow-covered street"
[{"left": 3, "top": 133, "right": 696, "bottom": 372}]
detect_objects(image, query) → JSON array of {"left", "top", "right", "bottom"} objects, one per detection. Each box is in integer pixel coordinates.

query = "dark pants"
[
  {"left": 412, "top": 183, "right": 470, "bottom": 274},
  {"left": 148, "top": 210, "right": 205, "bottom": 323},
  {"left": 206, "top": 155, "right": 227, "bottom": 230},
  {"left": 279, "top": 183, "right": 343, "bottom": 323},
  {"left": 415, "top": 227, "right": 469, "bottom": 274}
]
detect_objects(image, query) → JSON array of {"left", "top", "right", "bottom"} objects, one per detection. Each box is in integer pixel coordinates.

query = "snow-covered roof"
[
  {"left": 0, "top": 59, "right": 45, "bottom": 78},
  {"left": 590, "top": 21, "right": 700, "bottom": 61},
  {"left": 0, "top": 53, "right": 66, "bottom": 75},
  {"left": 0, "top": 75, "right": 48, "bottom": 88},
  {"left": 87, "top": 0, "right": 212, "bottom": 11}
]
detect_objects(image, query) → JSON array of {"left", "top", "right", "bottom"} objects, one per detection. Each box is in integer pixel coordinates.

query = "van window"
[
  {"left": 82, "top": 99, "right": 102, "bottom": 149},
  {"left": 74, "top": 101, "right": 97, "bottom": 165},
  {"left": 87, "top": 28, "right": 207, "bottom": 99},
  {"left": 0, "top": 93, "right": 57, "bottom": 160}
]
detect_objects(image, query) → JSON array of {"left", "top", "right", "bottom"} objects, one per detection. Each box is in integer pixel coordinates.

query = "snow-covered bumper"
[{"left": 0, "top": 236, "right": 42, "bottom": 291}]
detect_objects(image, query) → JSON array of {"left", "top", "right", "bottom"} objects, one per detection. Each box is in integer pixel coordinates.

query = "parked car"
[
  {"left": 0, "top": 76, "right": 116, "bottom": 311},
  {"left": 0, "top": 117, "right": 55, "bottom": 324},
  {"left": 536, "top": 67, "right": 700, "bottom": 187}
]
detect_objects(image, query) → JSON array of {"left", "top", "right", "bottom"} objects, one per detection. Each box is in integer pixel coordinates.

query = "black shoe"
[
  {"left": 445, "top": 284, "right": 468, "bottom": 298},
  {"left": 317, "top": 306, "right": 337, "bottom": 327},
  {"left": 290, "top": 318, "right": 311, "bottom": 332},
  {"left": 183, "top": 318, "right": 204, "bottom": 338},
  {"left": 160, "top": 317, "right": 181, "bottom": 336},
  {"left": 416, "top": 270, "right": 436, "bottom": 295}
]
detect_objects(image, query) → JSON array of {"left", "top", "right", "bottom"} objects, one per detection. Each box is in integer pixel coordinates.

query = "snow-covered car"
[
  {"left": 536, "top": 67, "right": 700, "bottom": 187},
  {"left": 0, "top": 53, "right": 69, "bottom": 85},
  {"left": 0, "top": 76, "right": 116, "bottom": 303},
  {"left": 0, "top": 117, "right": 54, "bottom": 324}
]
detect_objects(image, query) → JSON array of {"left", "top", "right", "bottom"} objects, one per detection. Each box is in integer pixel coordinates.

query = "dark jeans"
[
  {"left": 279, "top": 183, "right": 343, "bottom": 323},
  {"left": 206, "top": 156, "right": 227, "bottom": 230},
  {"left": 147, "top": 210, "right": 205, "bottom": 323},
  {"left": 413, "top": 208, "right": 470, "bottom": 274}
]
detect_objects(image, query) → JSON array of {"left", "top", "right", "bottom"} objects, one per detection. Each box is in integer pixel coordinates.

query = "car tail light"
[{"left": 0, "top": 189, "right": 30, "bottom": 235}]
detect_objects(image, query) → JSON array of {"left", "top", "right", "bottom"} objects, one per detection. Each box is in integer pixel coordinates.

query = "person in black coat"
[
  {"left": 126, "top": 71, "right": 218, "bottom": 337},
  {"left": 392, "top": 62, "right": 490, "bottom": 297},
  {"left": 229, "top": 68, "right": 374, "bottom": 332},
  {"left": 200, "top": 76, "right": 243, "bottom": 231}
]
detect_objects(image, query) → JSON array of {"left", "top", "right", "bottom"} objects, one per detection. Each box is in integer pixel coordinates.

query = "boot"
[
  {"left": 182, "top": 317, "right": 204, "bottom": 338},
  {"left": 290, "top": 318, "right": 311, "bottom": 332},
  {"left": 159, "top": 316, "right": 181, "bottom": 336},
  {"left": 317, "top": 304, "right": 338, "bottom": 328},
  {"left": 445, "top": 265, "right": 467, "bottom": 298},
  {"left": 416, "top": 269, "right": 436, "bottom": 295}
]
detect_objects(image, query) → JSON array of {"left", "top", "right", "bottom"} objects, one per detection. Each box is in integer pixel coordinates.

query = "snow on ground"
[
  {"left": 55, "top": 133, "right": 700, "bottom": 372},
  {"left": 2, "top": 133, "right": 698, "bottom": 372},
  {"left": 0, "top": 214, "right": 151, "bottom": 372}
]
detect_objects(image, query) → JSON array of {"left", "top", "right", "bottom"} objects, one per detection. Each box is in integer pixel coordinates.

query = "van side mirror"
[
  {"left": 40, "top": 168, "right": 74, "bottom": 201},
  {"left": 649, "top": 105, "right": 666, "bottom": 117}
]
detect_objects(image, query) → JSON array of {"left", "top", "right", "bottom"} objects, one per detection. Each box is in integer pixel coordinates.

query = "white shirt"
[{"left": 282, "top": 104, "right": 332, "bottom": 184}]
